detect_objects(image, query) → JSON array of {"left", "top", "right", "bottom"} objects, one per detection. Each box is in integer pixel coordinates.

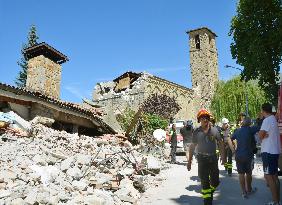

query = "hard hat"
[
  {"left": 197, "top": 109, "right": 211, "bottom": 122},
  {"left": 221, "top": 118, "right": 229, "bottom": 124}
]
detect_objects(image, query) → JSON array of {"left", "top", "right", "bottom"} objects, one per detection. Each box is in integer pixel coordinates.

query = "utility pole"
[{"left": 225, "top": 65, "right": 249, "bottom": 117}]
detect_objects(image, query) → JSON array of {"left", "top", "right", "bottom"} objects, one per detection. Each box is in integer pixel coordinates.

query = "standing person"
[
  {"left": 259, "top": 103, "right": 281, "bottom": 205},
  {"left": 210, "top": 116, "right": 222, "bottom": 160},
  {"left": 169, "top": 124, "right": 178, "bottom": 164},
  {"left": 221, "top": 118, "right": 234, "bottom": 176},
  {"left": 187, "top": 109, "right": 225, "bottom": 205},
  {"left": 238, "top": 112, "right": 247, "bottom": 126},
  {"left": 180, "top": 120, "right": 193, "bottom": 162},
  {"left": 231, "top": 117, "right": 258, "bottom": 198}
]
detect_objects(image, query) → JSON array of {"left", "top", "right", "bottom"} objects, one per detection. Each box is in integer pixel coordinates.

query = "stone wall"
[
  {"left": 93, "top": 73, "right": 195, "bottom": 121},
  {"left": 145, "top": 76, "right": 195, "bottom": 121},
  {"left": 26, "top": 55, "right": 62, "bottom": 99},
  {"left": 188, "top": 28, "right": 219, "bottom": 110},
  {"left": 93, "top": 73, "right": 148, "bottom": 114}
]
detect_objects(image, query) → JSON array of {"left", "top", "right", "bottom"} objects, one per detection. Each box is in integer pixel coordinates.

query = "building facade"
[{"left": 92, "top": 27, "right": 219, "bottom": 122}]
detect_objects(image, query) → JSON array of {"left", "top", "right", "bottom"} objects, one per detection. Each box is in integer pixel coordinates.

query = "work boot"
[{"left": 204, "top": 198, "right": 212, "bottom": 205}]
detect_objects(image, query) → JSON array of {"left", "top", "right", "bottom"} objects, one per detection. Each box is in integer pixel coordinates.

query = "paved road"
[{"left": 141, "top": 156, "right": 282, "bottom": 205}]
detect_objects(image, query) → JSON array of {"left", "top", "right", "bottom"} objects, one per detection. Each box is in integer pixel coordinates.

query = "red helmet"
[{"left": 197, "top": 108, "right": 211, "bottom": 122}]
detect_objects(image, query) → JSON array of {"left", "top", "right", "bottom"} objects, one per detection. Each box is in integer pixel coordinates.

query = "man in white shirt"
[{"left": 259, "top": 103, "right": 281, "bottom": 205}]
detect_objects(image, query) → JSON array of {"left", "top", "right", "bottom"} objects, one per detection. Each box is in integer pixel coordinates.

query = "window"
[{"left": 195, "top": 34, "right": 200, "bottom": 49}]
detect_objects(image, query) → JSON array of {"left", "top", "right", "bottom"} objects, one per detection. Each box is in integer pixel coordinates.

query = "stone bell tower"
[
  {"left": 187, "top": 27, "right": 219, "bottom": 109},
  {"left": 24, "top": 42, "right": 68, "bottom": 99}
]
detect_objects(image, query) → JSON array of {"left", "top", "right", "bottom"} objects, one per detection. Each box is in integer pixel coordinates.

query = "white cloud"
[
  {"left": 64, "top": 85, "right": 84, "bottom": 99},
  {"left": 64, "top": 85, "right": 92, "bottom": 100}
]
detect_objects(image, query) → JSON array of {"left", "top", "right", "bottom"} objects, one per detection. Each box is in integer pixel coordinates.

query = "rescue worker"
[
  {"left": 169, "top": 124, "right": 177, "bottom": 164},
  {"left": 180, "top": 120, "right": 193, "bottom": 163},
  {"left": 221, "top": 118, "right": 234, "bottom": 176},
  {"left": 187, "top": 109, "right": 226, "bottom": 205}
]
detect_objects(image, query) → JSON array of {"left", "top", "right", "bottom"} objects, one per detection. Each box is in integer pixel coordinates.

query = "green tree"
[
  {"left": 116, "top": 108, "right": 168, "bottom": 145},
  {"left": 229, "top": 0, "right": 282, "bottom": 104},
  {"left": 16, "top": 25, "right": 39, "bottom": 87},
  {"left": 211, "top": 76, "right": 266, "bottom": 123}
]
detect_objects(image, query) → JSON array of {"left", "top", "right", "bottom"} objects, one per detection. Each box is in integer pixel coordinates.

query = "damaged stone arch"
[
  {"left": 154, "top": 86, "right": 161, "bottom": 94},
  {"left": 163, "top": 89, "right": 170, "bottom": 97},
  {"left": 146, "top": 84, "right": 153, "bottom": 93},
  {"left": 172, "top": 90, "right": 179, "bottom": 99}
]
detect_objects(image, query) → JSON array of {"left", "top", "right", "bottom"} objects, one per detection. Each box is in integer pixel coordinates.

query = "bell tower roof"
[
  {"left": 186, "top": 27, "right": 217, "bottom": 37},
  {"left": 24, "top": 42, "right": 69, "bottom": 64}
]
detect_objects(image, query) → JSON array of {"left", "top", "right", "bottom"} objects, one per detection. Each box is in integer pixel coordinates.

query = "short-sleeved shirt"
[
  {"left": 231, "top": 126, "right": 259, "bottom": 158},
  {"left": 180, "top": 126, "right": 193, "bottom": 144},
  {"left": 170, "top": 130, "right": 177, "bottom": 145},
  {"left": 192, "top": 126, "right": 222, "bottom": 154},
  {"left": 260, "top": 115, "right": 281, "bottom": 154},
  {"left": 221, "top": 128, "right": 230, "bottom": 143}
]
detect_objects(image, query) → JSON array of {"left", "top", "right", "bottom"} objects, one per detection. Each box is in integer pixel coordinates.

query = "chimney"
[{"left": 24, "top": 42, "right": 68, "bottom": 99}]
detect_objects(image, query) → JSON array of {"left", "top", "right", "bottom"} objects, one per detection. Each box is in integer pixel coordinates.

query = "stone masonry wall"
[
  {"left": 93, "top": 74, "right": 148, "bottom": 114},
  {"left": 93, "top": 73, "right": 195, "bottom": 122},
  {"left": 26, "top": 55, "right": 62, "bottom": 99},
  {"left": 189, "top": 29, "right": 219, "bottom": 110},
  {"left": 145, "top": 76, "right": 195, "bottom": 121}
]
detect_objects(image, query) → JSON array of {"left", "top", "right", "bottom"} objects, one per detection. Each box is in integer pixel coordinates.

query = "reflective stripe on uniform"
[
  {"left": 210, "top": 185, "right": 216, "bottom": 193},
  {"left": 227, "top": 163, "right": 232, "bottom": 168},
  {"left": 202, "top": 189, "right": 211, "bottom": 193},
  {"left": 202, "top": 193, "right": 212, "bottom": 199},
  {"left": 201, "top": 189, "right": 212, "bottom": 199}
]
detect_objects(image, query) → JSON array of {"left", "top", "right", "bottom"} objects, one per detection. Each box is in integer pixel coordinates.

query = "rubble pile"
[
  {"left": 94, "top": 72, "right": 151, "bottom": 102},
  {"left": 0, "top": 122, "right": 167, "bottom": 205}
]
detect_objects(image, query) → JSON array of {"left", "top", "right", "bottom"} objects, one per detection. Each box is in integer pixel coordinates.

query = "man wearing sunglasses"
[{"left": 187, "top": 109, "right": 226, "bottom": 205}]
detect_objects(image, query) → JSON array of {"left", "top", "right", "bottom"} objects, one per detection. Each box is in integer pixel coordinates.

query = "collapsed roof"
[{"left": 0, "top": 83, "right": 116, "bottom": 134}]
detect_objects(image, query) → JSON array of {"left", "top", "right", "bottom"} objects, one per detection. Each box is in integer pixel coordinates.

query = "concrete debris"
[
  {"left": 30, "top": 116, "right": 55, "bottom": 127},
  {"left": 0, "top": 122, "right": 166, "bottom": 204},
  {"left": 0, "top": 111, "right": 31, "bottom": 137}
]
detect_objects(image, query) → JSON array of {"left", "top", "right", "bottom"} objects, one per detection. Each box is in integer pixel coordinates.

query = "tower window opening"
[{"left": 195, "top": 35, "right": 200, "bottom": 49}]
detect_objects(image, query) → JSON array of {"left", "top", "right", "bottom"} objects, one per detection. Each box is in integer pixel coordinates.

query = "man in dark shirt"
[
  {"left": 180, "top": 120, "right": 193, "bottom": 162},
  {"left": 188, "top": 109, "right": 225, "bottom": 205},
  {"left": 231, "top": 117, "right": 258, "bottom": 198},
  {"left": 169, "top": 124, "right": 177, "bottom": 164}
]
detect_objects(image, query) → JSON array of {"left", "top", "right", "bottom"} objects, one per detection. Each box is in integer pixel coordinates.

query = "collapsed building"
[
  {"left": 91, "top": 27, "right": 219, "bottom": 121},
  {"left": 0, "top": 43, "right": 118, "bottom": 135},
  {"left": 0, "top": 27, "right": 219, "bottom": 134}
]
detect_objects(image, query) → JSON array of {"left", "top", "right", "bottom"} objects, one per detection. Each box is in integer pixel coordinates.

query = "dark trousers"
[
  {"left": 198, "top": 154, "right": 219, "bottom": 205},
  {"left": 224, "top": 146, "right": 233, "bottom": 174},
  {"left": 170, "top": 144, "right": 177, "bottom": 162}
]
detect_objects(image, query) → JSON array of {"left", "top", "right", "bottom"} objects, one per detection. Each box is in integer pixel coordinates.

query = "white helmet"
[{"left": 221, "top": 118, "right": 229, "bottom": 124}]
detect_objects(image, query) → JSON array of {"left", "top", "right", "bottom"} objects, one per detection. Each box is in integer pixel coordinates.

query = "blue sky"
[{"left": 0, "top": 0, "right": 241, "bottom": 102}]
